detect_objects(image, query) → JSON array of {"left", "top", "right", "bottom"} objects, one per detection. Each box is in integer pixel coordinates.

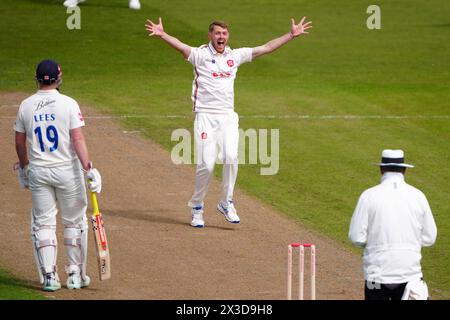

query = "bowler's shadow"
[
  {"left": 427, "top": 23, "right": 450, "bottom": 28},
  {"left": 104, "top": 209, "right": 235, "bottom": 231}
]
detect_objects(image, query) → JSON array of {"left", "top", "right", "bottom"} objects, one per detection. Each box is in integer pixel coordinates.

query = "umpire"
[{"left": 349, "top": 149, "right": 437, "bottom": 300}]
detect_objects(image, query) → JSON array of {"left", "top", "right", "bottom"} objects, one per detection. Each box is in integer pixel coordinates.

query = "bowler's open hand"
[
  {"left": 146, "top": 17, "right": 164, "bottom": 37},
  {"left": 291, "top": 17, "right": 312, "bottom": 37}
]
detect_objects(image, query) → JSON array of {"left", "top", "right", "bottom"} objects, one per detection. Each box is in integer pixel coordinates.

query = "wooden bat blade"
[
  {"left": 91, "top": 213, "right": 111, "bottom": 280},
  {"left": 91, "top": 207, "right": 111, "bottom": 281}
]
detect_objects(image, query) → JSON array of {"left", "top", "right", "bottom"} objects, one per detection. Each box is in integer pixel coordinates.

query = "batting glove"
[
  {"left": 13, "top": 162, "right": 29, "bottom": 189},
  {"left": 85, "top": 162, "right": 102, "bottom": 193}
]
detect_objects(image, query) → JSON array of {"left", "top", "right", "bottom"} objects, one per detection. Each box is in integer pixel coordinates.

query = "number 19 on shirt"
[{"left": 34, "top": 125, "right": 59, "bottom": 152}]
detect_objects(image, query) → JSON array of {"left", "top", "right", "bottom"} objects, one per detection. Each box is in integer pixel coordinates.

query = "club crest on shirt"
[
  {"left": 227, "top": 60, "right": 234, "bottom": 67},
  {"left": 201, "top": 132, "right": 207, "bottom": 140}
]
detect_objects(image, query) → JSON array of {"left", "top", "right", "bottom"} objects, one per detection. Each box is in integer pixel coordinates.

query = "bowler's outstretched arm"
[
  {"left": 252, "top": 17, "right": 312, "bottom": 59},
  {"left": 145, "top": 17, "right": 191, "bottom": 59}
]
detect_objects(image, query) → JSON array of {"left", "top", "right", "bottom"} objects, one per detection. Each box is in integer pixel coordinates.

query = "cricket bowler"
[{"left": 145, "top": 17, "right": 312, "bottom": 227}]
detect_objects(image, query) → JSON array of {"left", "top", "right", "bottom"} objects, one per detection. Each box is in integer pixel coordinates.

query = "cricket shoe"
[
  {"left": 81, "top": 275, "right": 91, "bottom": 288},
  {"left": 67, "top": 273, "right": 91, "bottom": 289},
  {"left": 63, "top": 0, "right": 86, "bottom": 8},
  {"left": 129, "top": 0, "right": 141, "bottom": 10},
  {"left": 217, "top": 200, "right": 240, "bottom": 224},
  {"left": 66, "top": 266, "right": 90, "bottom": 289},
  {"left": 43, "top": 272, "right": 61, "bottom": 292},
  {"left": 191, "top": 206, "right": 205, "bottom": 228}
]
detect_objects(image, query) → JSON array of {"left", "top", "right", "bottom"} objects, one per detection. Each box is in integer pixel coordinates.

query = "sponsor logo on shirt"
[
  {"left": 78, "top": 112, "right": 84, "bottom": 122},
  {"left": 35, "top": 99, "right": 56, "bottom": 111},
  {"left": 212, "top": 72, "right": 232, "bottom": 78}
]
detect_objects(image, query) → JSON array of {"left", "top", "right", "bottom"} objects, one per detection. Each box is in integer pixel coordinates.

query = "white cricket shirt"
[
  {"left": 349, "top": 172, "right": 437, "bottom": 284},
  {"left": 187, "top": 42, "right": 252, "bottom": 113},
  {"left": 14, "top": 89, "right": 85, "bottom": 167}
]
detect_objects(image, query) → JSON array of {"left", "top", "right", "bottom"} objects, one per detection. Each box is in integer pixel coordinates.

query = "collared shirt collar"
[
  {"left": 37, "top": 89, "right": 59, "bottom": 95},
  {"left": 381, "top": 171, "right": 405, "bottom": 183},
  {"left": 207, "top": 42, "right": 217, "bottom": 55},
  {"left": 207, "top": 42, "right": 230, "bottom": 56}
]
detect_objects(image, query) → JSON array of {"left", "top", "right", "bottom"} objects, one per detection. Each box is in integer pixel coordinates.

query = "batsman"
[
  {"left": 145, "top": 17, "right": 312, "bottom": 227},
  {"left": 14, "top": 60, "right": 102, "bottom": 291}
]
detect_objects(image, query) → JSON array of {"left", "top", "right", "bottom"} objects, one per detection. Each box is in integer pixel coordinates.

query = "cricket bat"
[{"left": 90, "top": 191, "right": 111, "bottom": 280}]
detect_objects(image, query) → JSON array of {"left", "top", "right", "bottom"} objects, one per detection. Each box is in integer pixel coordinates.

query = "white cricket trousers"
[
  {"left": 28, "top": 160, "right": 88, "bottom": 277},
  {"left": 188, "top": 112, "right": 239, "bottom": 208}
]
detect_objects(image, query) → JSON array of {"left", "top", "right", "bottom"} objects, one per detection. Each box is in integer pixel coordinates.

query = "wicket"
[{"left": 287, "top": 243, "right": 316, "bottom": 300}]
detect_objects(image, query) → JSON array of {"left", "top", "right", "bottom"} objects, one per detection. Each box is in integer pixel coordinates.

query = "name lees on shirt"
[{"left": 34, "top": 113, "right": 56, "bottom": 122}]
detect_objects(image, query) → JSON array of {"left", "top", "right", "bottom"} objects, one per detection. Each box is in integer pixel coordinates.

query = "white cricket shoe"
[
  {"left": 217, "top": 200, "right": 240, "bottom": 224},
  {"left": 129, "top": 0, "right": 141, "bottom": 10},
  {"left": 81, "top": 275, "right": 91, "bottom": 288},
  {"left": 190, "top": 206, "right": 205, "bottom": 228},
  {"left": 67, "top": 273, "right": 90, "bottom": 289},
  {"left": 66, "top": 272, "right": 81, "bottom": 290},
  {"left": 63, "top": 0, "right": 86, "bottom": 8},
  {"left": 43, "top": 272, "right": 61, "bottom": 292},
  {"left": 66, "top": 265, "right": 90, "bottom": 289}
]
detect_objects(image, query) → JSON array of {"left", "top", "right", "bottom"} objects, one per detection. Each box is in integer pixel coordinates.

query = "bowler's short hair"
[{"left": 209, "top": 21, "right": 229, "bottom": 32}]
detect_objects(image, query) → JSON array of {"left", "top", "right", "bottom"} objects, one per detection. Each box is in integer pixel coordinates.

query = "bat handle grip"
[{"left": 91, "top": 191, "right": 100, "bottom": 216}]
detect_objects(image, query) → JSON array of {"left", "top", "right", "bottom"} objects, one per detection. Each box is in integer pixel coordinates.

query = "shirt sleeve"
[
  {"left": 13, "top": 104, "right": 26, "bottom": 133},
  {"left": 187, "top": 47, "right": 205, "bottom": 66},
  {"left": 233, "top": 47, "right": 253, "bottom": 66},
  {"left": 420, "top": 194, "right": 437, "bottom": 247},
  {"left": 349, "top": 192, "right": 369, "bottom": 247},
  {"left": 70, "top": 100, "right": 85, "bottom": 130}
]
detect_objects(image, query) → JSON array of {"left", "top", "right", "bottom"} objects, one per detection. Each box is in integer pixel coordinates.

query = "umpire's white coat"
[{"left": 349, "top": 172, "right": 437, "bottom": 284}]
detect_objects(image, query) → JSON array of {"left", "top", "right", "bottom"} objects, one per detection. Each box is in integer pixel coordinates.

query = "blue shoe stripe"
[{"left": 219, "top": 202, "right": 228, "bottom": 213}]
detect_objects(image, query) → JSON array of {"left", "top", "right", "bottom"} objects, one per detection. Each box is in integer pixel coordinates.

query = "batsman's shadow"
[
  {"left": 2, "top": 277, "right": 102, "bottom": 297},
  {"left": 0, "top": 277, "right": 43, "bottom": 296},
  {"left": 104, "top": 209, "right": 235, "bottom": 231}
]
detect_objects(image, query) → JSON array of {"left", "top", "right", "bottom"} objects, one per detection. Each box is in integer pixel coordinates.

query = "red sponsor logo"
[
  {"left": 78, "top": 112, "right": 84, "bottom": 122},
  {"left": 212, "top": 72, "right": 232, "bottom": 78},
  {"left": 201, "top": 132, "right": 207, "bottom": 140},
  {"left": 227, "top": 60, "right": 234, "bottom": 67},
  {"left": 96, "top": 215, "right": 107, "bottom": 250}
]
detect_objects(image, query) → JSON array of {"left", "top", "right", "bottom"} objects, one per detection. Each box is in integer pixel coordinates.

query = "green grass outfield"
[
  {"left": 0, "top": 269, "right": 45, "bottom": 300},
  {"left": 1, "top": 0, "right": 449, "bottom": 298}
]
